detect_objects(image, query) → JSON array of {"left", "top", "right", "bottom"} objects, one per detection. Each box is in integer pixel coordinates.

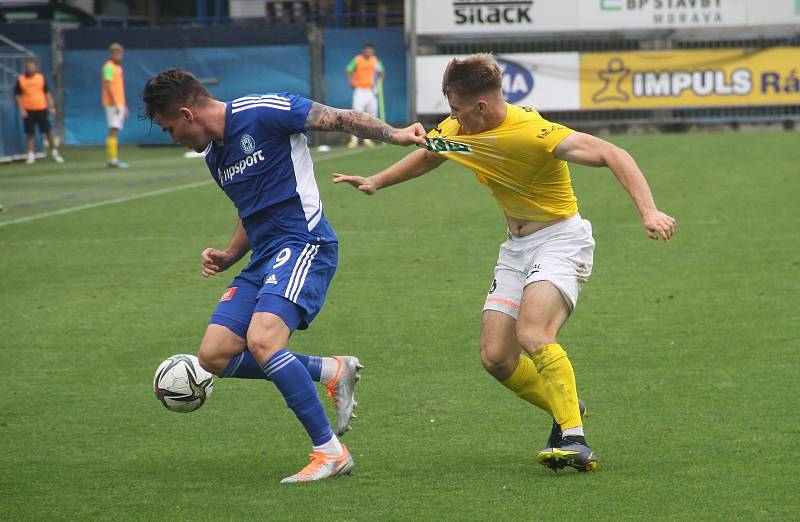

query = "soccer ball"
[{"left": 153, "top": 354, "right": 214, "bottom": 413}]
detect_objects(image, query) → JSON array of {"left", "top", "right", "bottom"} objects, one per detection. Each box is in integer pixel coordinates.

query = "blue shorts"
[{"left": 209, "top": 240, "right": 338, "bottom": 338}]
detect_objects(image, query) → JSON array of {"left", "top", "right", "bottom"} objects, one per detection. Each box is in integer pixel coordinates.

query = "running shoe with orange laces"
[
  {"left": 280, "top": 445, "right": 354, "bottom": 483},
  {"left": 325, "top": 356, "right": 363, "bottom": 436}
]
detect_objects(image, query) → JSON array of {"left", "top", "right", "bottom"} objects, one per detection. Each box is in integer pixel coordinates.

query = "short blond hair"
[
  {"left": 109, "top": 42, "right": 123, "bottom": 53},
  {"left": 441, "top": 53, "right": 502, "bottom": 99}
]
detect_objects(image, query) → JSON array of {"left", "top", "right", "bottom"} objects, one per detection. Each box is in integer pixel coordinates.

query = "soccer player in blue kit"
[{"left": 142, "top": 69, "right": 426, "bottom": 483}]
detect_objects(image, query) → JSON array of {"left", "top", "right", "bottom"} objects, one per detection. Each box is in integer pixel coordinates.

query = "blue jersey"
[{"left": 204, "top": 93, "right": 336, "bottom": 259}]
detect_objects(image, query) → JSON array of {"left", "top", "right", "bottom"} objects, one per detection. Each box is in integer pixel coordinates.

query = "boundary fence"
[{"left": 410, "top": 13, "right": 800, "bottom": 131}]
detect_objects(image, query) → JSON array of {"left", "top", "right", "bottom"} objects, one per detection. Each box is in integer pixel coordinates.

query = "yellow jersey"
[{"left": 425, "top": 104, "right": 578, "bottom": 221}]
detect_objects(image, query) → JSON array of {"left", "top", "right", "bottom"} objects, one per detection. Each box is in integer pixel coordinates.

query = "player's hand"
[
  {"left": 642, "top": 210, "right": 676, "bottom": 241},
  {"left": 201, "top": 248, "right": 236, "bottom": 277},
  {"left": 49, "top": 107, "right": 56, "bottom": 116},
  {"left": 20, "top": 109, "right": 28, "bottom": 118},
  {"left": 389, "top": 123, "right": 427, "bottom": 147},
  {"left": 123, "top": 106, "right": 129, "bottom": 119},
  {"left": 332, "top": 173, "right": 378, "bottom": 195}
]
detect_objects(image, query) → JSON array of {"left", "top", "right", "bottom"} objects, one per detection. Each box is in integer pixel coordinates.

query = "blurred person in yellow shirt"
[{"left": 102, "top": 42, "right": 128, "bottom": 168}]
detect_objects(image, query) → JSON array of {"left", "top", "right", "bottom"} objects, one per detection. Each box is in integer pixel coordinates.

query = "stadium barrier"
[
  {"left": 52, "top": 23, "right": 407, "bottom": 146},
  {"left": 410, "top": 0, "right": 800, "bottom": 131},
  {"left": 58, "top": 25, "right": 310, "bottom": 146},
  {"left": 0, "top": 41, "right": 25, "bottom": 161},
  {"left": 3, "top": 22, "right": 410, "bottom": 149},
  {"left": 0, "top": 57, "right": 27, "bottom": 162},
  {"left": 0, "top": 31, "right": 51, "bottom": 162},
  {"left": 61, "top": 45, "right": 311, "bottom": 146},
  {"left": 0, "top": 35, "right": 35, "bottom": 162}
]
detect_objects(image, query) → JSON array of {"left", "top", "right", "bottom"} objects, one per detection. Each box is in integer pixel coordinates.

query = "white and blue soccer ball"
[{"left": 153, "top": 354, "right": 214, "bottom": 413}]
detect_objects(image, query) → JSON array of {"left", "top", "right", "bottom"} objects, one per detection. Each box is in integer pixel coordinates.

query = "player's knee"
[
  {"left": 196, "top": 346, "right": 230, "bottom": 376},
  {"left": 479, "top": 349, "right": 504, "bottom": 377},
  {"left": 515, "top": 325, "right": 554, "bottom": 353},
  {"left": 479, "top": 342, "right": 516, "bottom": 379},
  {"left": 246, "top": 333, "right": 282, "bottom": 362},
  {"left": 196, "top": 351, "right": 221, "bottom": 375}
]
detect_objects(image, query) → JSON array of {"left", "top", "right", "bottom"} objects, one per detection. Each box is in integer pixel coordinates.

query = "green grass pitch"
[{"left": 1, "top": 135, "right": 798, "bottom": 520}]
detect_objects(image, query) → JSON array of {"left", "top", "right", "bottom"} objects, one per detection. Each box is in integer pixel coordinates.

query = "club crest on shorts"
[{"left": 240, "top": 134, "right": 256, "bottom": 154}]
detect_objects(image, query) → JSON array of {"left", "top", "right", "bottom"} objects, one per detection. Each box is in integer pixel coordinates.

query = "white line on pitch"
[
  {"left": 0, "top": 147, "right": 375, "bottom": 228},
  {"left": 0, "top": 180, "right": 212, "bottom": 228}
]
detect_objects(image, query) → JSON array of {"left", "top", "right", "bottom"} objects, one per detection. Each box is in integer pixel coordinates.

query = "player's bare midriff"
[{"left": 505, "top": 214, "right": 566, "bottom": 237}]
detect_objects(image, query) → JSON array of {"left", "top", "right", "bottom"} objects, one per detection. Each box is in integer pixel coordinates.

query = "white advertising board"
[
  {"left": 578, "top": 0, "right": 748, "bottom": 30},
  {"left": 414, "top": 0, "right": 796, "bottom": 34},
  {"left": 745, "top": 0, "right": 800, "bottom": 25},
  {"left": 414, "top": 0, "right": 578, "bottom": 35},
  {"left": 416, "top": 53, "right": 580, "bottom": 115}
]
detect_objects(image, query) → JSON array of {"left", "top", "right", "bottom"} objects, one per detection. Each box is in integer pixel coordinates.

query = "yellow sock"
[
  {"left": 106, "top": 136, "right": 118, "bottom": 162},
  {"left": 529, "top": 343, "right": 582, "bottom": 429},
  {"left": 501, "top": 356, "right": 552, "bottom": 415}
]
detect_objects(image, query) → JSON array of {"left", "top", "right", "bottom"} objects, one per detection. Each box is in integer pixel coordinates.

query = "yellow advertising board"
[{"left": 580, "top": 48, "right": 800, "bottom": 109}]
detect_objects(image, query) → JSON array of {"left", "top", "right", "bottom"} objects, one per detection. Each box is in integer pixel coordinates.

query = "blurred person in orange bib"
[
  {"left": 345, "top": 43, "right": 384, "bottom": 149},
  {"left": 15, "top": 57, "right": 63, "bottom": 164}
]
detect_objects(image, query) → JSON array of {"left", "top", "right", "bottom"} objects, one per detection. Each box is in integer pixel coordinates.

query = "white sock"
[
  {"left": 319, "top": 357, "right": 339, "bottom": 385},
  {"left": 562, "top": 426, "right": 585, "bottom": 437},
  {"left": 313, "top": 434, "right": 343, "bottom": 456},
  {"left": 52, "top": 148, "right": 60, "bottom": 155}
]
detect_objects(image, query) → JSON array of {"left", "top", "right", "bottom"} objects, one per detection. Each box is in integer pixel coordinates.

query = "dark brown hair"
[
  {"left": 142, "top": 69, "right": 212, "bottom": 120},
  {"left": 441, "top": 53, "right": 502, "bottom": 99}
]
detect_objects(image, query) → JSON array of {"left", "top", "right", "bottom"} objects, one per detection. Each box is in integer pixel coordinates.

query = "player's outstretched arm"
[
  {"left": 553, "top": 132, "right": 677, "bottom": 241},
  {"left": 333, "top": 148, "right": 446, "bottom": 195},
  {"left": 201, "top": 220, "right": 251, "bottom": 277},
  {"left": 305, "top": 102, "right": 426, "bottom": 146}
]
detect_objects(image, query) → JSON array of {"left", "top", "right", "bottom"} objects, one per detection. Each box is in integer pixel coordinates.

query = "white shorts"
[
  {"left": 483, "top": 213, "right": 595, "bottom": 319},
  {"left": 352, "top": 87, "right": 378, "bottom": 116},
  {"left": 105, "top": 105, "right": 125, "bottom": 130}
]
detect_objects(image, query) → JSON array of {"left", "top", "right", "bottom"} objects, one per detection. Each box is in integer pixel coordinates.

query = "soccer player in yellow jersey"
[
  {"left": 334, "top": 53, "right": 676, "bottom": 472},
  {"left": 102, "top": 42, "right": 128, "bottom": 168}
]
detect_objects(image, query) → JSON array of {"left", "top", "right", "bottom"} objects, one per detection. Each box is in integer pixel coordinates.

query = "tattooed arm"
[{"left": 305, "top": 102, "right": 426, "bottom": 146}]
